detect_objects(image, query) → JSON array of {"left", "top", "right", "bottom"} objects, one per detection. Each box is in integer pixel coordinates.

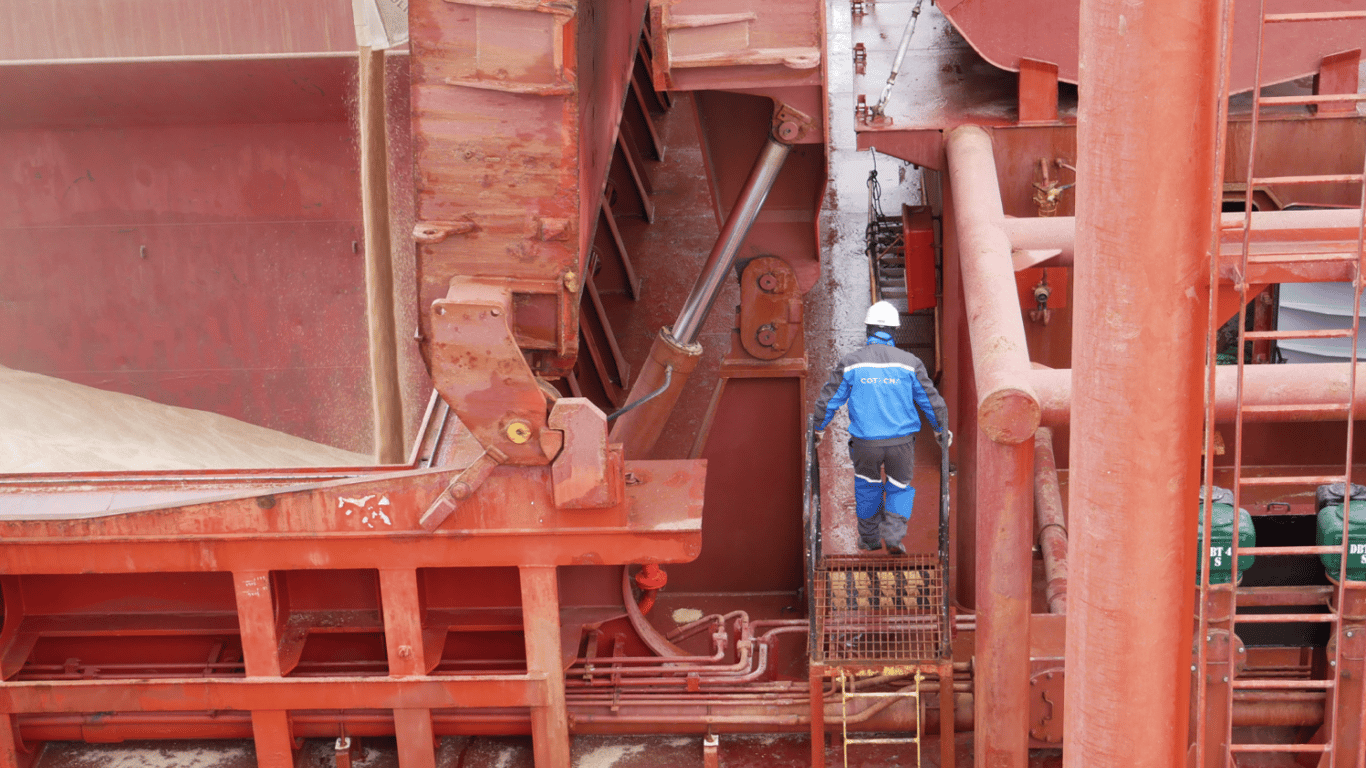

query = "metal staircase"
[
  {"left": 805, "top": 411, "right": 955, "bottom": 768},
  {"left": 867, "top": 164, "right": 939, "bottom": 376}
]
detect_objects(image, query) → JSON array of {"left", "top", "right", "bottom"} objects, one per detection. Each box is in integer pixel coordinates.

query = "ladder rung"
[
  {"left": 1243, "top": 328, "right": 1353, "bottom": 341},
  {"left": 1249, "top": 174, "right": 1364, "bottom": 186},
  {"left": 1240, "top": 544, "right": 1352, "bottom": 556},
  {"left": 1239, "top": 474, "right": 1346, "bottom": 487},
  {"left": 1236, "top": 585, "right": 1335, "bottom": 607},
  {"left": 1240, "top": 404, "right": 1351, "bottom": 417},
  {"left": 1265, "top": 10, "right": 1366, "bottom": 23},
  {"left": 844, "top": 736, "right": 920, "bottom": 745},
  {"left": 1235, "top": 613, "right": 1338, "bottom": 624},
  {"left": 1260, "top": 93, "right": 1366, "bottom": 106},
  {"left": 1232, "top": 678, "right": 1335, "bottom": 690},
  {"left": 1246, "top": 251, "right": 1360, "bottom": 265},
  {"left": 1229, "top": 744, "right": 1332, "bottom": 753}
]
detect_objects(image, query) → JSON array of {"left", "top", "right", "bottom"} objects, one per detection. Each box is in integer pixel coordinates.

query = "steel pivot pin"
[{"left": 506, "top": 422, "right": 532, "bottom": 443}]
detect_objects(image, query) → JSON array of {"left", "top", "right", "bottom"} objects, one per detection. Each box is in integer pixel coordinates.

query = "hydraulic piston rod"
[
  {"left": 671, "top": 135, "right": 792, "bottom": 346},
  {"left": 611, "top": 128, "right": 793, "bottom": 458}
]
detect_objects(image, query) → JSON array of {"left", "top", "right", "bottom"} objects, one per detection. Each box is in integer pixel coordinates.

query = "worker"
[{"left": 813, "top": 301, "right": 949, "bottom": 555}]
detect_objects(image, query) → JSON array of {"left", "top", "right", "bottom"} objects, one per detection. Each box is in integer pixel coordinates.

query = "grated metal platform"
[{"left": 813, "top": 554, "right": 946, "bottom": 664}]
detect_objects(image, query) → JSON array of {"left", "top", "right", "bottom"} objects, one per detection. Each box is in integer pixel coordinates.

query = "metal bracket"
[
  {"left": 413, "top": 219, "right": 477, "bottom": 244},
  {"left": 334, "top": 736, "right": 361, "bottom": 768},
  {"left": 773, "top": 102, "right": 814, "bottom": 144},
  {"left": 429, "top": 280, "right": 563, "bottom": 465},
  {"left": 703, "top": 732, "right": 719, "bottom": 768},
  {"left": 419, "top": 448, "right": 504, "bottom": 531},
  {"left": 547, "top": 398, "right": 624, "bottom": 509},
  {"left": 739, "top": 256, "right": 801, "bottom": 360},
  {"left": 1029, "top": 278, "right": 1053, "bottom": 325},
  {"left": 1028, "top": 667, "right": 1065, "bottom": 744}
]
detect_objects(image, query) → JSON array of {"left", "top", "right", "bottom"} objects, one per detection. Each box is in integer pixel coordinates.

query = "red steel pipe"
[
  {"left": 1007, "top": 208, "right": 1365, "bottom": 276},
  {"left": 945, "top": 125, "right": 1036, "bottom": 768},
  {"left": 1034, "top": 427, "right": 1068, "bottom": 614},
  {"left": 1031, "top": 363, "right": 1366, "bottom": 426},
  {"left": 971, "top": 436, "right": 1034, "bottom": 768},
  {"left": 1064, "top": 0, "right": 1225, "bottom": 766},
  {"left": 945, "top": 126, "right": 1041, "bottom": 446},
  {"left": 12, "top": 689, "right": 1325, "bottom": 742}
]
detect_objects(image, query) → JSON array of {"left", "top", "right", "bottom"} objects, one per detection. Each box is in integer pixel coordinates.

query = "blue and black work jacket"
[{"left": 814, "top": 333, "right": 948, "bottom": 445}]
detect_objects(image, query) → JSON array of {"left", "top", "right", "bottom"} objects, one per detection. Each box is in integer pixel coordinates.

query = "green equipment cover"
[{"left": 1198, "top": 498, "right": 1256, "bottom": 585}]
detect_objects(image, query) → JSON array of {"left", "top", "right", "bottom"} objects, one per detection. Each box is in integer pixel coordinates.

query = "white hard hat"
[{"left": 864, "top": 300, "right": 900, "bottom": 328}]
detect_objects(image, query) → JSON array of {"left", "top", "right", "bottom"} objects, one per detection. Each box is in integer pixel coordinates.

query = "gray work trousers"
[{"left": 850, "top": 437, "right": 916, "bottom": 550}]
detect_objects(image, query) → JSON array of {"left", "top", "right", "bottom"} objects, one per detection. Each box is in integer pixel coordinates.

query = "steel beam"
[
  {"left": 521, "top": 566, "right": 571, "bottom": 767},
  {"left": 0, "top": 461, "right": 704, "bottom": 572},
  {"left": 1063, "top": 1, "right": 1225, "bottom": 767},
  {"left": 0, "top": 676, "right": 546, "bottom": 713}
]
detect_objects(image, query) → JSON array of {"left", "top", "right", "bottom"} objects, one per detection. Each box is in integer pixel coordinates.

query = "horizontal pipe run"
[
  {"left": 9, "top": 688, "right": 1327, "bottom": 742},
  {"left": 1032, "top": 364, "right": 1366, "bottom": 426},
  {"left": 1007, "top": 209, "right": 1366, "bottom": 277}
]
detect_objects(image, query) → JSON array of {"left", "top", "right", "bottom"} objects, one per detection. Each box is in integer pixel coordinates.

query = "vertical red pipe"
[
  {"left": 974, "top": 437, "right": 1034, "bottom": 768},
  {"left": 1034, "top": 428, "right": 1068, "bottom": 614},
  {"left": 1064, "top": 0, "right": 1223, "bottom": 766}
]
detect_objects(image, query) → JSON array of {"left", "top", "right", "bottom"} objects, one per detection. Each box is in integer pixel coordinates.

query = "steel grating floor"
[{"left": 813, "top": 554, "right": 945, "bottom": 664}]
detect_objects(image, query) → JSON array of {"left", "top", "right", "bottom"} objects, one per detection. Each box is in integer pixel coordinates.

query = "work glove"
[
  {"left": 935, "top": 429, "right": 953, "bottom": 448},
  {"left": 814, "top": 430, "right": 824, "bottom": 445}
]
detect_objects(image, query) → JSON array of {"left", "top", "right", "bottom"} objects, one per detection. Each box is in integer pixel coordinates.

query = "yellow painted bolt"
[{"left": 507, "top": 422, "right": 532, "bottom": 444}]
